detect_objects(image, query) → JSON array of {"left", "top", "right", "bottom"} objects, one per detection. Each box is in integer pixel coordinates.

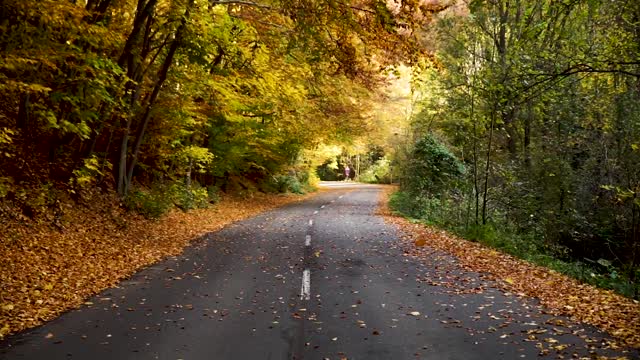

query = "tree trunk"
[
  {"left": 17, "top": 93, "right": 30, "bottom": 131},
  {"left": 482, "top": 110, "right": 496, "bottom": 225},
  {"left": 115, "top": 0, "right": 161, "bottom": 196},
  {"left": 524, "top": 106, "right": 531, "bottom": 168},
  {"left": 117, "top": 0, "right": 159, "bottom": 71},
  {"left": 117, "top": 117, "right": 132, "bottom": 195},
  {"left": 123, "top": 0, "right": 195, "bottom": 194},
  {"left": 470, "top": 40, "right": 479, "bottom": 225}
]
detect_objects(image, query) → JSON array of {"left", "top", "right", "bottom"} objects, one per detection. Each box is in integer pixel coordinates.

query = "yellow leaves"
[
  {"left": 552, "top": 344, "right": 568, "bottom": 351},
  {"left": 2, "top": 80, "right": 52, "bottom": 94},
  {"left": 2, "top": 304, "right": 15, "bottom": 311},
  {"left": 504, "top": 277, "right": 514, "bottom": 284},
  {"left": 0, "top": 127, "right": 15, "bottom": 145},
  {"left": 0, "top": 324, "right": 10, "bottom": 337}
]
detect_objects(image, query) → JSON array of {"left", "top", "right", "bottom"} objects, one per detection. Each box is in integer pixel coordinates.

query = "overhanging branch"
[{"left": 211, "top": 0, "right": 272, "bottom": 9}]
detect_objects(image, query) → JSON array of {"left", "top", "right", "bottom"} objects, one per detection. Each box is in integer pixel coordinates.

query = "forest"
[
  {"left": 392, "top": 0, "right": 640, "bottom": 299},
  {"left": 0, "top": 0, "right": 638, "bottom": 313},
  {"left": 0, "top": 0, "right": 433, "bottom": 210}
]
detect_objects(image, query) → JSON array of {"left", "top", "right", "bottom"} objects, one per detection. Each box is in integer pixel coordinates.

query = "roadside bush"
[
  {"left": 389, "top": 189, "right": 640, "bottom": 299},
  {"left": 359, "top": 157, "right": 391, "bottom": 183},
  {"left": 297, "top": 168, "right": 319, "bottom": 191},
  {"left": 207, "top": 185, "right": 221, "bottom": 203},
  {"left": 271, "top": 175, "right": 302, "bottom": 193},
  {"left": 171, "top": 182, "right": 210, "bottom": 211},
  {"left": 403, "top": 134, "right": 465, "bottom": 197},
  {"left": 124, "top": 186, "right": 173, "bottom": 219},
  {"left": 125, "top": 181, "right": 214, "bottom": 218},
  {"left": 262, "top": 168, "right": 317, "bottom": 194}
]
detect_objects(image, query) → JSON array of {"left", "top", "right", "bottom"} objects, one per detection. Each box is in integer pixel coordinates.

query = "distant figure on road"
[{"left": 344, "top": 165, "right": 350, "bottom": 181}]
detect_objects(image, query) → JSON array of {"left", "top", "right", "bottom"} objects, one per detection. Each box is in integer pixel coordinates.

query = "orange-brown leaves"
[{"left": 0, "top": 191, "right": 312, "bottom": 339}]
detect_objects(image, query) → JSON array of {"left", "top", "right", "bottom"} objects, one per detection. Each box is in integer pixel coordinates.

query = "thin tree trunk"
[
  {"left": 118, "top": 0, "right": 159, "bottom": 70},
  {"left": 524, "top": 103, "right": 531, "bottom": 168},
  {"left": 117, "top": 117, "right": 132, "bottom": 195},
  {"left": 482, "top": 110, "right": 496, "bottom": 225},
  {"left": 470, "top": 41, "right": 479, "bottom": 226},
  {"left": 17, "top": 93, "right": 30, "bottom": 131},
  {"left": 123, "top": 0, "right": 195, "bottom": 194}
]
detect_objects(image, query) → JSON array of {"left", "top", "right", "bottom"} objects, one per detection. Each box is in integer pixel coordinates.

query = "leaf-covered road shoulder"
[
  {"left": 0, "top": 191, "right": 316, "bottom": 339},
  {"left": 377, "top": 188, "right": 640, "bottom": 351}
]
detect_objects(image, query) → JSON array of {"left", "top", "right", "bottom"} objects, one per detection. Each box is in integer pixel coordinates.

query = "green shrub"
[
  {"left": 403, "top": 134, "right": 465, "bottom": 197},
  {"left": 170, "top": 182, "right": 210, "bottom": 211},
  {"left": 389, "top": 188, "right": 640, "bottom": 299},
  {"left": 271, "top": 175, "right": 300, "bottom": 193},
  {"left": 264, "top": 170, "right": 316, "bottom": 194},
  {"left": 125, "top": 181, "right": 213, "bottom": 218},
  {"left": 359, "top": 157, "right": 391, "bottom": 183},
  {"left": 124, "top": 187, "right": 173, "bottom": 219},
  {"left": 207, "top": 185, "right": 221, "bottom": 203},
  {"left": 464, "top": 223, "right": 497, "bottom": 242}
]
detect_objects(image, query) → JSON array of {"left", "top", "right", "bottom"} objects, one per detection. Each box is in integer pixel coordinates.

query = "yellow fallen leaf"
[{"left": 0, "top": 324, "right": 10, "bottom": 337}]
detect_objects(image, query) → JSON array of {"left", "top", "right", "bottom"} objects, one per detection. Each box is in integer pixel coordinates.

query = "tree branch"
[{"left": 211, "top": 0, "right": 272, "bottom": 9}]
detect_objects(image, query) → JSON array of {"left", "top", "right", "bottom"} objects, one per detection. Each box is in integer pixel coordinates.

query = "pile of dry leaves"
[
  {"left": 378, "top": 188, "right": 640, "bottom": 350},
  {"left": 0, "top": 191, "right": 312, "bottom": 339}
]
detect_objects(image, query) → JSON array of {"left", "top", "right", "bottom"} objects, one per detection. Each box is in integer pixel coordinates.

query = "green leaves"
[{"left": 404, "top": 134, "right": 465, "bottom": 197}]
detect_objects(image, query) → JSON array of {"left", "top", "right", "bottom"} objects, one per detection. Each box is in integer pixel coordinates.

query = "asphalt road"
[{"left": 1, "top": 183, "right": 637, "bottom": 359}]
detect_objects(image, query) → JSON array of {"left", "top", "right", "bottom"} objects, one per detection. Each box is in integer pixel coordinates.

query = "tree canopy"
[{"left": 0, "top": 0, "right": 442, "bottom": 203}]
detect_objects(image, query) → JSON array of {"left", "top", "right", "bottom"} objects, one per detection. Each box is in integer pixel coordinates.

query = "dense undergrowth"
[
  {"left": 390, "top": 190, "right": 640, "bottom": 300},
  {"left": 123, "top": 171, "right": 316, "bottom": 219},
  {"left": 381, "top": 187, "right": 640, "bottom": 350}
]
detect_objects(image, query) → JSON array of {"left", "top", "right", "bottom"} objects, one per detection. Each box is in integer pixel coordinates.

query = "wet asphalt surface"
[{"left": 1, "top": 183, "right": 638, "bottom": 359}]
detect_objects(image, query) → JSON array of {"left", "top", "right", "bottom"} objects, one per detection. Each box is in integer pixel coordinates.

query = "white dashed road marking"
[
  {"left": 309, "top": 219, "right": 313, "bottom": 226},
  {"left": 313, "top": 210, "right": 318, "bottom": 214},
  {"left": 321, "top": 205, "right": 325, "bottom": 209},
  {"left": 305, "top": 235, "right": 311, "bottom": 246},
  {"left": 301, "top": 269, "right": 311, "bottom": 300}
]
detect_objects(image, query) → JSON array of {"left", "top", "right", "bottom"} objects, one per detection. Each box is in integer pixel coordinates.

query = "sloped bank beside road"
[{"left": 0, "top": 191, "right": 314, "bottom": 339}]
